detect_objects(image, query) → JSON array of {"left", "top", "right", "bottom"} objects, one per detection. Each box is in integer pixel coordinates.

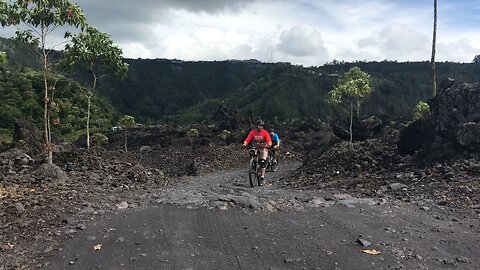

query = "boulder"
[
  {"left": 457, "top": 122, "right": 480, "bottom": 149},
  {"left": 211, "top": 104, "right": 241, "bottom": 131},
  {"left": 35, "top": 163, "right": 68, "bottom": 182},
  {"left": 398, "top": 78, "right": 480, "bottom": 160},
  {"left": 13, "top": 119, "right": 44, "bottom": 155},
  {"left": 397, "top": 117, "right": 435, "bottom": 155},
  {"left": 430, "top": 79, "right": 480, "bottom": 141}
]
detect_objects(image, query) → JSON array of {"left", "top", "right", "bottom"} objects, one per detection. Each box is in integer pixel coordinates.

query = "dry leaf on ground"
[{"left": 361, "top": 249, "right": 381, "bottom": 255}]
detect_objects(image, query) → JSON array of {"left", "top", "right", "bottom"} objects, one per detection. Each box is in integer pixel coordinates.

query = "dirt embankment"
[
  {"left": 284, "top": 79, "right": 480, "bottom": 211},
  {"left": 284, "top": 129, "right": 480, "bottom": 210}
]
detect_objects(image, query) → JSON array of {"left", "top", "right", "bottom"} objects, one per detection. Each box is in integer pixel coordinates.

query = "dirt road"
[{"left": 46, "top": 163, "right": 479, "bottom": 269}]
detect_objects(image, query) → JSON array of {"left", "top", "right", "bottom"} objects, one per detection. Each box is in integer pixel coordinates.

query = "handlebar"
[{"left": 243, "top": 142, "right": 271, "bottom": 149}]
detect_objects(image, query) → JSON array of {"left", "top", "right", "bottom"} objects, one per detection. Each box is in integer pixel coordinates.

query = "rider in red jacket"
[{"left": 243, "top": 119, "right": 272, "bottom": 185}]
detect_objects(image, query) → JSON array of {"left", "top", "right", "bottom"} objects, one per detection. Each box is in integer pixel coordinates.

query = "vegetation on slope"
[{"left": 0, "top": 68, "right": 117, "bottom": 142}]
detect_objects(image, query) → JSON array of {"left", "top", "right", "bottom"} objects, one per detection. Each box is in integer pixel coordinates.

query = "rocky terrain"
[
  {"left": 284, "top": 129, "right": 480, "bottom": 210},
  {"left": 284, "top": 79, "right": 480, "bottom": 212},
  {"left": 0, "top": 140, "right": 248, "bottom": 269},
  {"left": 1, "top": 79, "right": 480, "bottom": 269}
]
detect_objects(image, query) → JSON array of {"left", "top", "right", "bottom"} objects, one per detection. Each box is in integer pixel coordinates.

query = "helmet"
[
  {"left": 269, "top": 129, "right": 275, "bottom": 133},
  {"left": 256, "top": 119, "right": 264, "bottom": 126}
]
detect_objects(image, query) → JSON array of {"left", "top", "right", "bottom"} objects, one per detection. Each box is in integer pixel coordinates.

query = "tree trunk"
[
  {"left": 124, "top": 128, "right": 128, "bottom": 152},
  {"left": 43, "top": 69, "right": 51, "bottom": 164},
  {"left": 431, "top": 0, "right": 437, "bottom": 97},
  {"left": 41, "top": 23, "right": 53, "bottom": 164},
  {"left": 349, "top": 103, "right": 353, "bottom": 147},
  {"left": 356, "top": 98, "right": 360, "bottom": 118},
  {"left": 86, "top": 95, "right": 91, "bottom": 149},
  {"left": 87, "top": 70, "right": 97, "bottom": 150}
]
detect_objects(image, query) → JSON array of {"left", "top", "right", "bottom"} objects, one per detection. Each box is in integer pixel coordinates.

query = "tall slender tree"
[
  {"left": 62, "top": 26, "right": 128, "bottom": 149},
  {"left": 117, "top": 115, "right": 135, "bottom": 152},
  {"left": 0, "top": 0, "right": 87, "bottom": 164},
  {"left": 431, "top": 0, "right": 437, "bottom": 97},
  {"left": 326, "top": 67, "right": 373, "bottom": 146}
]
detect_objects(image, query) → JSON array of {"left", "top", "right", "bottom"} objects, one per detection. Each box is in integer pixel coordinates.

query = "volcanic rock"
[
  {"left": 35, "top": 163, "right": 68, "bottom": 182},
  {"left": 211, "top": 103, "right": 241, "bottom": 131},
  {"left": 401, "top": 79, "right": 480, "bottom": 159},
  {"left": 13, "top": 119, "right": 44, "bottom": 155}
]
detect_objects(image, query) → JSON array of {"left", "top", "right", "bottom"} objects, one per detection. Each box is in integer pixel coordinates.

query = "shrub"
[
  {"left": 186, "top": 128, "right": 199, "bottom": 138},
  {"left": 15, "top": 139, "right": 26, "bottom": 149},
  {"left": 92, "top": 133, "right": 109, "bottom": 145},
  {"left": 218, "top": 129, "right": 231, "bottom": 141},
  {"left": 413, "top": 101, "right": 431, "bottom": 121}
]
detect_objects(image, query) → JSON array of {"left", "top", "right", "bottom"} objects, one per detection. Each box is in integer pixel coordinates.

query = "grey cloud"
[
  {"left": 73, "top": 0, "right": 258, "bottom": 45},
  {"left": 276, "top": 25, "right": 328, "bottom": 58},
  {"left": 163, "top": 0, "right": 258, "bottom": 14},
  {"left": 75, "top": 0, "right": 257, "bottom": 25}
]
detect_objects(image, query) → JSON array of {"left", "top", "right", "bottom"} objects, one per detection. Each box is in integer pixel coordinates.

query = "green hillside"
[
  {"left": 95, "top": 59, "right": 271, "bottom": 122},
  {"left": 0, "top": 68, "right": 117, "bottom": 142},
  {"left": 2, "top": 36, "right": 480, "bottom": 131},
  {"left": 173, "top": 61, "right": 480, "bottom": 123}
]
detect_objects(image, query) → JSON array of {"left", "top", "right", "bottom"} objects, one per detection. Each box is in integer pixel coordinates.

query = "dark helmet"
[
  {"left": 256, "top": 119, "right": 264, "bottom": 126},
  {"left": 269, "top": 128, "right": 275, "bottom": 133}
]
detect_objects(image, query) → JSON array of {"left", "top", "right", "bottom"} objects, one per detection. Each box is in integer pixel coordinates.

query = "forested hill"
[
  {"left": 0, "top": 38, "right": 116, "bottom": 141},
  {"left": 96, "top": 59, "right": 480, "bottom": 123},
  {"left": 94, "top": 58, "right": 272, "bottom": 122},
  {"left": 2, "top": 35, "right": 480, "bottom": 125}
]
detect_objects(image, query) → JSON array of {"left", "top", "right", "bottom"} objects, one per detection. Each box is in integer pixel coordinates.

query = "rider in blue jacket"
[{"left": 269, "top": 129, "right": 281, "bottom": 149}]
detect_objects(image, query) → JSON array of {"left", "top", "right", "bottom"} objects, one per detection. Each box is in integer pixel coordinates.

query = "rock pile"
[
  {"left": 284, "top": 78, "right": 480, "bottom": 210},
  {"left": 399, "top": 79, "right": 480, "bottom": 161},
  {"left": 284, "top": 129, "right": 480, "bottom": 210}
]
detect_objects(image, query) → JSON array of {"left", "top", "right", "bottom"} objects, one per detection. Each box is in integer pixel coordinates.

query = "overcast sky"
[{"left": 2, "top": 0, "right": 480, "bottom": 66}]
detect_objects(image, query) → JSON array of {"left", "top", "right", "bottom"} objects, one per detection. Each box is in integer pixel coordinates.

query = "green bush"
[
  {"left": 186, "top": 128, "right": 199, "bottom": 138},
  {"left": 15, "top": 139, "right": 26, "bottom": 149},
  {"left": 92, "top": 133, "right": 109, "bottom": 145},
  {"left": 218, "top": 129, "right": 231, "bottom": 140},
  {"left": 413, "top": 101, "right": 430, "bottom": 121}
]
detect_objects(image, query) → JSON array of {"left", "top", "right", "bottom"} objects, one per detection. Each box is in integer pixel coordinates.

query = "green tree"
[
  {"left": 326, "top": 66, "right": 373, "bottom": 146},
  {"left": 0, "top": 51, "right": 6, "bottom": 66},
  {"left": 0, "top": 0, "right": 87, "bottom": 164},
  {"left": 117, "top": 115, "right": 135, "bottom": 152},
  {"left": 61, "top": 26, "right": 128, "bottom": 149}
]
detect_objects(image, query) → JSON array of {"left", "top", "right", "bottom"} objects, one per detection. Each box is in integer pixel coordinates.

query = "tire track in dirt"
[{"left": 45, "top": 161, "right": 479, "bottom": 269}]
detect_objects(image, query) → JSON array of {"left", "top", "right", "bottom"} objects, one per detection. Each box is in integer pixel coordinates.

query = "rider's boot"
[{"left": 259, "top": 176, "right": 265, "bottom": 186}]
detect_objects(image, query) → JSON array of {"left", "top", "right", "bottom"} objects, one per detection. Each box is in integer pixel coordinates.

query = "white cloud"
[
  {"left": 357, "top": 24, "right": 430, "bottom": 61},
  {"left": 276, "top": 25, "right": 328, "bottom": 57},
  {"left": 437, "top": 38, "right": 478, "bottom": 63},
  {"left": 161, "top": 27, "right": 258, "bottom": 61},
  {"left": 121, "top": 43, "right": 153, "bottom": 59}
]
